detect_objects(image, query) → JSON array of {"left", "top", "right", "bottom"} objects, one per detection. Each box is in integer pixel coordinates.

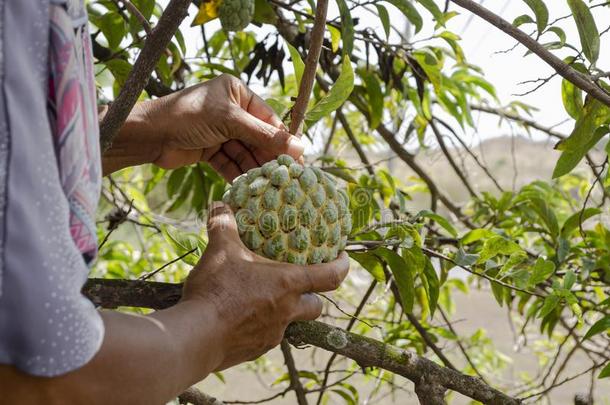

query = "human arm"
[
  {"left": 0, "top": 203, "right": 350, "bottom": 404},
  {"left": 101, "top": 74, "right": 304, "bottom": 179}
]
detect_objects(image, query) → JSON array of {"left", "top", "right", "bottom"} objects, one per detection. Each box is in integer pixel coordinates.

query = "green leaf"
[
  {"left": 104, "top": 59, "right": 133, "bottom": 87},
  {"left": 349, "top": 251, "right": 385, "bottom": 282},
  {"left": 563, "top": 269, "right": 577, "bottom": 290},
  {"left": 438, "top": 31, "right": 465, "bottom": 64},
  {"left": 599, "top": 363, "right": 610, "bottom": 379},
  {"left": 461, "top": 228, "right": 496, "bottom": 245},
  {"left": 321, "top": 167, "right": 358, "bottom": 183},
  {"left": 331, "top": 389, "right": 356, "bottom": 405},
  {"left": 567, "top": 0, "right": 600, "bottom": 64},
  {"left": 375, "top": 248, "right": 415, "bottom": 312},
  {"left": 528, "top": 258, "right": 556, "bottom": 286},
  {"left": 561, "top": 207, "right": 601, "bottom": 237},
  {"left": 553, "top": 99, "right": 610, "bottom": 178},
  {"left": 265, "top": 98, "right": 289, "bottom": 117},
  {"left": 161, "top": 225, "right": 203, "bottom": 266},
  {"left": 402, "top": 245, "right": 427, "bottom": 275},
  {"left": 522, "top": 0, "right": 548, "bottom": 33},
  {"left": 583, "top": 316, "right": 610, "bottom": 340},
  {"left": 490, "top": 277, "right": 506, "bottom": 307},
  {"left": 386, "top": 0, "right": 423, "bottom": 33},
  {"left": 166, "top": 167, "right": 188, "bottom": 198},
  {"left": 538, "top": 293, "right": 560, "bottom": 319},
  {"left": 360, "top": 69, "right": 384, "bottom": 129},
  {"left": 131, "top": 0, "right": 155, "bottom": 20},
  {"left": 412, "top": 49, "right": 442, "bottom": 92},
  {"left": 335, "top": 0, "right": 354, "bottom": 56},
  {"left": 561, "top": 78, "right": 583, "bottom": 119},
  {"left": 328, "top": 24, "right": 341, "bottom": 53},
  {"left": 547, "top": 26, "right": 567, "bottom": 46},
  {"left": 423, "top": 259, "right": 440, "bottom": 315},
  {"left": 285, "top": 42, "right": 304, "bottom": 89},
  {"left": 477, "top": 236, "right": 522, "bottom": 264},
  {"left": 513, "top": 14, "right": 535, "bottom": 28},
  {"left": 557, "top": 237, "right": 570, "bottom": 263},
  {"left": 415, "top": 210, "right": 457, "bottom": 237},
  {"left": 305, "top": 56, "right": 354, "bottom": 126},
  {"left": 529, "top": 197, "right": 559, "bottom": 240},
  {"left": 375, "top": 4, "right": 391, "bottom": 39},
  {"left": 98, "top": 12, "right": 127, "bottom": 50},
  {"left": 253, "top": 0, "right": 278, "bottom": 24},
  {"left": 455, "top": 248, "right": 479, "bottom": 267},
  {"left": 414, "top": 0, "right": 444, "bottom": 23},
  {"left": 499, "top": 251, "right": 527, "bottom": 275}
]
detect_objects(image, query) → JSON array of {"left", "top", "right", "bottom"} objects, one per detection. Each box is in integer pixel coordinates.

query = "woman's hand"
[
  {"left": 182, "top": 202, "right": 350, "bottom": 370},
  {"left": 146, "top": 74, "right": 303, "bottom": 180},
  {"left": 102, "top": 74, "right": 303, "bottom": 179}
]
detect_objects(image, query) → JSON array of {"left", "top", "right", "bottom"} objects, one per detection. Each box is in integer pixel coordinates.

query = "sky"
[{"left": 174, "top": 0, "right": 610, "bottom": 149}]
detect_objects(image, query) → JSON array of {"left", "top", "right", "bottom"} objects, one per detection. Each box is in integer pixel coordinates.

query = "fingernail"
[{"left": 288, "top": 136, "right": 305, "bottom": 156}]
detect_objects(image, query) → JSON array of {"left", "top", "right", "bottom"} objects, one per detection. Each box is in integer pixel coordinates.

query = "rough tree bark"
[{"left": 82, "top": 278, "right": 521, "bottom": 405}]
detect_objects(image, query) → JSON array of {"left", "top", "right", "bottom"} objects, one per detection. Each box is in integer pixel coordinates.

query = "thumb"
[
  {"left": 232, "top": 109, "right": 304, "bottom": 159},
  {"left": 206, "top": 201, "right": 239, "bottom": 242}
]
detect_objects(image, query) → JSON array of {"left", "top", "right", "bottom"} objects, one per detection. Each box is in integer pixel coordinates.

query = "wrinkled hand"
[
  {"left": 145, "top": 74, "right": 303, "bottom": 181},
  {"left": 181, "top": 202, "right": 350, "bottom": 370}
]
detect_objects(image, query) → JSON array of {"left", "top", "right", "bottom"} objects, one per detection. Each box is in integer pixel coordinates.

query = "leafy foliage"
[{"left": 90, "top": 0, "right": 610, "bottom": 403}]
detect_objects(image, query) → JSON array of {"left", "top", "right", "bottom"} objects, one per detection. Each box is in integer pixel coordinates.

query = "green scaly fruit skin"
[
  {"left": 218, "top": 0, "right": 254, "bottom": 32},
  {"left": 223, "top": 154, "right": 352, "bottom": 265}
]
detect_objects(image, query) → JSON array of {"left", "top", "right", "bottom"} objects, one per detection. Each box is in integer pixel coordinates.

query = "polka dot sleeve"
[{"left": 0, "top": 0, "right": 104, "bottom": 377}]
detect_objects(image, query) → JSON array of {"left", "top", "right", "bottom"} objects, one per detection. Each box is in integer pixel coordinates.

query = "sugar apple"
[
  {"left": 223, "top": 154, "right": 352, "bottom": 264},
  {"left": 218, "top": 0, "right": 254, "bottom": 32}
]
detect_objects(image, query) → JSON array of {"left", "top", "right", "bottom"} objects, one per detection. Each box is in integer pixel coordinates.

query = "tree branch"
[
  {"left": 315, "top": 280, "right": 377, "bottom": 405},
  {"left": 280, "top": 340, "right": 309, "bottom": 405},
  {"left": 119, "top": 0, "right": 152, "bottom": 34},
  {"left": 449, "top": 0, "right": 610, "bottom": 107},
  {"left": 179, "top": 387, "right": 224, "bottom": 405},
  {"left": 429, "top": 120, "right": 478, "bottom": 199},
  {"left": 289, "top": 0, "right": 329, "bottom": 134},
  {"left": 99, "top": 0, "right": 192, "bottom": 151},
  {"left": 82, "top": 278, "right": 520, "bottom": 405}
]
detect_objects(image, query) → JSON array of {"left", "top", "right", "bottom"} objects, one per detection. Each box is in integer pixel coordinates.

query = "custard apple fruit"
[
  {"left": 223, "top": 154, "right": 352, "bottom": 264},
  {"left": 218, "top": 0, "right": 254, "bottom": 32}
]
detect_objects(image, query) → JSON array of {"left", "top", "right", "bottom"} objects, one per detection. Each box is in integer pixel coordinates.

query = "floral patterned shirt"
[{"left": 0, "top": 0, "right": 104, "bottom": 376}]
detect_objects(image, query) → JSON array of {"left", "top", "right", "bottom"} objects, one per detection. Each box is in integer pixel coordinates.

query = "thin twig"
[
  {"left": 119, "top": 0, "right": 152, "bottom": 34},
  {"left": 138, "top": 248, "right": 197, "bottom": 280},
  {"left": 280, "top": 340, "right": 309, "bottom": 405},
  {"left": 421, "top": 247, "right": 545, "bottom": 298},
  {"left": 450, "top": 0, "right": 610, "bottom": 107}
]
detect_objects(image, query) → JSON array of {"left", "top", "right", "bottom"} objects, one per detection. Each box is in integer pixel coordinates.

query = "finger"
[
  {"left": 248, "top": 93, "right": 286, "bottom": 129},
  {"left": 206, "top": 201, "right": 239, "bottom": 241},
  {"left": 209, "top": 150, "right": 243, "bottom": 182},
  {"left": 237, "top": 81, "right": 286, "bottom": 130},
  {"left": 232, "top": 109, "right": 304, "bottom": 160},
  {"left": 291, "top": 293, "right": 323, "bottom": 321},
  {"left": 247, "top": 144, "right": 281, "bottom": 166},
  {"left": 154, "top": 148, "right": 202, "bottom": 169},
  {"left": 292, "top": 252, "right": 350, "bottom": 293},
  {"left": 221, "top": 140, "right": 259, "bottom": 172}
]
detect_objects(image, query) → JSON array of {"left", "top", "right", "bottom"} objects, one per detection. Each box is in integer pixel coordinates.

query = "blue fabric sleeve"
[{"left": 0, "top": 0, "right": 104, "bottom": 377}]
